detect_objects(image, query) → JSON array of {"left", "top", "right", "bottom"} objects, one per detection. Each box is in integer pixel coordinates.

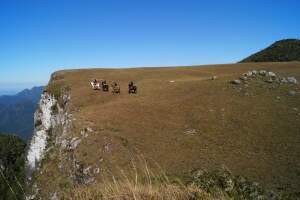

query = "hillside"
[
  {"left": 241, "top": 39, "right": 300, "bottom": 62},
  {"left": 0, "top": 86, "right": 43, "bottom": 139},
  {"left": 27, "top": 62, "right": 300, "bottom": 199}
]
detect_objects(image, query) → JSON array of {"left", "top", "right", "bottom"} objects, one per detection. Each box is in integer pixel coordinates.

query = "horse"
[
  {"left": 101, "top": 80, "right": 109, "bottom": 92},
  {"left": 111, "top": 82, "right": 120, "bottom": 94},
  {"left": 90, "top": 79, "right": 101, "bottom": 90},
  {"left": 128, "top": 81, "right": 137, "bottom": 94}
]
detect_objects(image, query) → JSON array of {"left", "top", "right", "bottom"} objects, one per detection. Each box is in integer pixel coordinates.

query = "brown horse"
[
  {"left": 111, "top": 82, "right": 120, "bottom": 94},
  {"left": 102, "top": 80, "right": 109, "bottom": 92},
  {"left": 128, "top": 81, "right": 137, "bottom": 94}
]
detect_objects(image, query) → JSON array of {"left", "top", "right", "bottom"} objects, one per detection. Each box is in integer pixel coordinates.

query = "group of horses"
[{"left": 90, "top": 79, "right": 137, "bottom": 94}]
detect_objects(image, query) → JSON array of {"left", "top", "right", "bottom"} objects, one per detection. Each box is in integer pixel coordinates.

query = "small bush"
[
  {"left": 46, "top": 82, "right": 64, "bottom": 99},
  {"left": 46, "top": 81, "right": 70, "bottom": 108}
]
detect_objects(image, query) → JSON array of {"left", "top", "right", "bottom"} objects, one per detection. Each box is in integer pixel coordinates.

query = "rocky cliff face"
[
  {"left": 25, "top": 72, "right": 99, "bottom": 199},
  {"left": 25, "top": 76, "right": 72, "bottom": 199},
  {"left": 26, "top": 93, "right": 57, "bottom": 173}
]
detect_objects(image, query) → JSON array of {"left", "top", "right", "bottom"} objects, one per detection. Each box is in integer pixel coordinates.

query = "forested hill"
[{"left": 241, "top": 39, "right": 300, "bottom": 62}]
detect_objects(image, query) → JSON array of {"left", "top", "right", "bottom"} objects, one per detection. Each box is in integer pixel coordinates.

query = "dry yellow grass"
[
  {"left": 36, "top": 62, "right": 300, "bottom": 198},
  {"left": 61, "top": 159, "right": 225, "bottom": 200},
  {"left": 65, "top": 182, "right": 215, "bottom": 200}
]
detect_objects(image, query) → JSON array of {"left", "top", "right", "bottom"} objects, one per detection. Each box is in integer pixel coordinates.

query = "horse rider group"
[{"left": 91, "top": 79, "right": 137, "bottom": 94}]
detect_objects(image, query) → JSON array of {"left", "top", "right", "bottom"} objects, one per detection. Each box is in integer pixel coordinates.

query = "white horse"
[{"left": 90, "top": 82, "right": 101, "bottom": 90}]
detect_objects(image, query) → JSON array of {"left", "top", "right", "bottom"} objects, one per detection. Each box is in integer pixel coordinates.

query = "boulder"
[
  {"left": 240, "top": 76, "right": 248, "bottom": 81},
  {"left": 211, "top": 76, "right": 217, "bottom": 80},
  {"left": 231, "top": 80, "right": 241, "bottom": 85},
  {"left": 251, "top": 70, "right": 258, "bottom": 75},
  {"left": 266, "top": 71, "right": 276, "bottom": 78},
  {"left": 288, "top": 90, "right": 296, "bottom": 96},
  {"left": 259, "top": 70, "right": 267, "bottom": 76},
  {"left": 280, "top": 77, "right": 288, "bottom": 84},
  {"left": 185, "top": 129, "right": 197, "bottom": 135},
  {"left": 244, "top": 71, "right": 253, "bottom": 77},
  {"left": 67, "top": 137, "right": 82, "bottom": 150},
  {"left": 287, "top": 77, "right": 298, "bottom": 84}
]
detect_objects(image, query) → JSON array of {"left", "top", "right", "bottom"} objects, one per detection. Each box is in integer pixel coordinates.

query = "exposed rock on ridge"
[{"left": 26, "top": 93, "right": 57, "bottom": 173}]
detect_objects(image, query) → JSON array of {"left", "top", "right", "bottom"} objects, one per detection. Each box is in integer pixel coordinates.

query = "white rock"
[
  {"left": 80, "top": 130, "right": 89, "bottom": 138},
  {"left": 69, "top": 137, "right": 81, "bottom": 150},
  {"left": 240, "top": 76, "right": 248, "bottom": 81},
  {"left": 252, "top": 70, "right": 257, "bottom": 75},
  {"left": 50, "top": 192, "right": 59, "bottom": 200},
  {"left": 287, "top": 77, "right": 298, "bottom": 84},
  {"left": 26, "top": 194, "right": 36, "bottom": 200},
  {"left": 185, "top": 129, "right": 197, "bottom": 135},
  {"left": 27, "top": 93, "right": 57, "bottom": 171},
  {"left": 267, "top": 71, "right": 276, "bottom": 78},
  {"left": 259, "top": 70, "right": 267, "bottom": 76},
  {"left": 83, "top": 166, "right": 92, "bottom": 175},
  {"left": 245, "top": 71, "right": 253, "bottom": 77},
  {"left": 280, "top": 77, "right": 288, "bottom": 83},
  {"left": 231, "top": 80, "right": 241, "bottom": 85}
]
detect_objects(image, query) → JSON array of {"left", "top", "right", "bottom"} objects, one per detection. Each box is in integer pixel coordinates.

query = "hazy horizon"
[
  {"left": 0, "top": 82, "right": 44, "bottom": 96},
  {"left": 1, "top": 0, "right": 299, "bottom": 89}
]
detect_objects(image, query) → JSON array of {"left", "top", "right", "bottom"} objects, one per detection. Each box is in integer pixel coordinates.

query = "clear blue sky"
[{"left": 0, "top": 0, "right": 299, "bottom": 90}]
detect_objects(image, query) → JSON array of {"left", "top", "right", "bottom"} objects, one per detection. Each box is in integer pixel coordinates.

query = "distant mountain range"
[
  {"left": 241, "top": 39, "right": 300, "bottom": 62},
  {"left": 0, "top": 86, "right": 44, "bottom": 140}
]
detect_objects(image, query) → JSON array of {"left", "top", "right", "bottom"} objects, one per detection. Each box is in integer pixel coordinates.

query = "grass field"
[{"left": 40, "top": 62, "right": 300, "bottom": 198}]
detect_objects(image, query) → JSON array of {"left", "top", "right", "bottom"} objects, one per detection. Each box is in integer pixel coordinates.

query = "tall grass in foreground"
[{"left": 62, "top": 159, "right": 228, "bottom": 200}]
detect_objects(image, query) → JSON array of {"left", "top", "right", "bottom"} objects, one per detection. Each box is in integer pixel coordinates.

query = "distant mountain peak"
[
  {"left": 240, "top": 39, "right": 300, "bottom": 63},
  {"left": 0, "top": 86, "right": 44, "bottom": 139}
]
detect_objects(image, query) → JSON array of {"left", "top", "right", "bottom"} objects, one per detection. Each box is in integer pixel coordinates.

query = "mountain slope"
[
  {"left": 27, "top": 62, "right": 300, "bottom": 199},
  {"left": 0, "top": 86, "right": 44, "bottom": 140},
  {"left": 241, "top": 39, "right": 300, "bottom": 62}
]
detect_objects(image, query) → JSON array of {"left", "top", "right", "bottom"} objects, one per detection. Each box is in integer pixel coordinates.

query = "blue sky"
[{"left": 0, "top": 0, "right": 299, "bottom": 92}]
